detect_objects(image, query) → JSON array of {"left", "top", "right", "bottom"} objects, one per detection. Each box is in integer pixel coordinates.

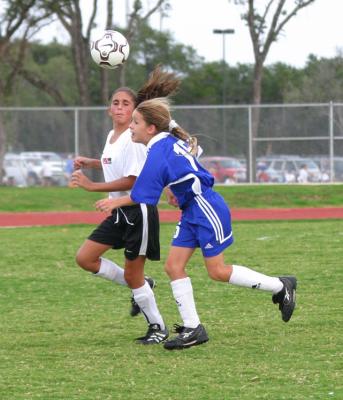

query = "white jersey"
[{"left": 101, "top": 128, "right": 147, "bottom": 199}]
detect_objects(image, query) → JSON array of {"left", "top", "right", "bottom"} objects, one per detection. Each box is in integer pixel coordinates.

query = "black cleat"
[
  {"left": 272, "top": 276, "right": 297, "bottom": 322},
  {"left": 135, "top": 324, "right": 169, "bottom": 345},
  {"left": 130, "top": 276, "right": 156, "bottom": 317},
  {"left": 163, "top": 323, "right": 209, "bottom": 350}
]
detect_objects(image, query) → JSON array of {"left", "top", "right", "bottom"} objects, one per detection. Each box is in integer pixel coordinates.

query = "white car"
[
  {"left": 257, "top": 156, "right": 322, "bottom": 183},
  {"left": 3, "top": 153, "right": 28, "bottom": 186},
  {"left": 20, "top": 152, "right": 66, "bottom": 186},
  {"left": 312, "top": 156, "right": 343, "bottom": 182}
]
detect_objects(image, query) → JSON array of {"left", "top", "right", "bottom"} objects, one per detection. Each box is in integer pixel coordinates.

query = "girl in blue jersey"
[{"left": 95, "top": 97, "right": 297, "bottom": 350}]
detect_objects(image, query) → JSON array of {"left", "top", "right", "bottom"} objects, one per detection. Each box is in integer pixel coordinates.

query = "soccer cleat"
[
  {"left": 135, "top": 324, "right": 169, "bottom": 345},
  {"left": 272, "top": 276, "right": 297, "bottom": 322},
  {"left": 130, "top": 276, "right": 156, "bottom": 317},
  {"left": 163, "top": 323, "right": 209, "bottom": 350}
]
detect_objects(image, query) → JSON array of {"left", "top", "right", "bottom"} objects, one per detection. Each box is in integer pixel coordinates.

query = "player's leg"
[
  {"left": 164, "top": 246, "right": 198, "bottom": 326},
  {"left": 125, "top": 204, "right": 159, "bottom": 317},
  {"left": 122, "top": 204, "right": 166, "bottom": 344},
  {"left": 124, "top": 255, "right": 145, "bottom": 288},
  {"left": 204, "top": 254, "right": 297, "bottom": 322},
  {"left": 197, "top": 190, "right": 296, "bottom": 323},
  {"left": 163, "top": 246, "right": 209, "bottom": 350},
  {"left": 76, "top": 213, "right": 128, "bottom": 284},
  {"left": 126, "top": 255, "right": 168, "bottom": 344},
  {"left": 76, "top": 239, "right": 126, "bottom": 285}
]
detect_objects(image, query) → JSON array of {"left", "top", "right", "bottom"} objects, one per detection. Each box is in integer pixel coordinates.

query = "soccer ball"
[{"left": 90, "top": 30, "right": 130, "bottom": 69}]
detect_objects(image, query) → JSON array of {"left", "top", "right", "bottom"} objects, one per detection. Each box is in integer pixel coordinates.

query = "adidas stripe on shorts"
[{"left": 171, "top": 190, "right": 234, "bottom": 257}]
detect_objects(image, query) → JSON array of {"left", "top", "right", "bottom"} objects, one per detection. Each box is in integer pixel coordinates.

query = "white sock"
[
  {"left": 94, "top": 257, "right": 127, "bottom": 286},
  {"left": 229, "top": 265, "right": 283, "bottom": 294},
  {"left": 132, "top": 282, "right": 165, "bottom": 330},
  {"left": 171, "top": 277, "right": 200, "bottom": 328}
]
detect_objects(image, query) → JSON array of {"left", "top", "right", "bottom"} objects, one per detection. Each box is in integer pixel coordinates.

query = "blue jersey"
[
  {"left": 131, "top": 132, "right": 233, "bottom": 257},
  {"left": 130, "top": 132, "right": 214, "bottom": 208}
]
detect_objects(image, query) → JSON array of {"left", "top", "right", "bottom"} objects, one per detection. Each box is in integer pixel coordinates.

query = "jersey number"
[{"left": 173, "top": 141, "right": 198, "bottom": 171}]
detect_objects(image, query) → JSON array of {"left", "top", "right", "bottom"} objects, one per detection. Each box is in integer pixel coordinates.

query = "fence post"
[
  {"left": 248, "top": 105, "right": 253, "bottom": 183},
  {"left": 74, "top": 108, "right": 79, "bottom": 156},
  {"left": 329, "top": 101, "right": 334, "bottom": 182}
]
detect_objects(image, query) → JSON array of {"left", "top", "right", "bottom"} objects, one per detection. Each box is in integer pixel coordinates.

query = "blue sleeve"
[{"left": 131, "top": 148, "right": 169, "bottom": 205}]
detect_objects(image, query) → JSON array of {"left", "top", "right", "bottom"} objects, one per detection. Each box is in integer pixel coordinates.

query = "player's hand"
[
  {"left": 95, "top": 198, "right": 118, "bottom": 213},
  {"left": 70, "top": 170, "right": 94, "bottom": 191},
  {"left": 73, "top": 156, "right": 92, "bottom": 170},
  {"left": 165, "top": 187, "right": 179, "bottom": 207}
]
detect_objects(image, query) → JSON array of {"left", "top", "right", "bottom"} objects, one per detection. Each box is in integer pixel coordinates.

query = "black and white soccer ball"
[{"left": 90, "top": 30, "right": 130, "bottom": 69}]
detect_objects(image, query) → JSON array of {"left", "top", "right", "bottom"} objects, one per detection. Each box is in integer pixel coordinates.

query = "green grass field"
[
  {"left": 0, "top": 184, "right": 342, "bottom": 212},
  {"left": 1, "top": 220, "right": 342, "bottom": 399}
]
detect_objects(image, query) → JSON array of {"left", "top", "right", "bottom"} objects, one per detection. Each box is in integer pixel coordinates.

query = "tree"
[
  {"left": 285, "top": 54, "right": 343, "bottom": 103},
  {"left": 0, "top": 0, "right": 52, "bottom": 183},
  {"left": 236, "top": 0, "right": 316, "bottom": 104},
  {"left": 233, "top": 0, "right": 316, "bottom": 180},
  {"left": 32, "top": 0, "right": 170, "bottom": 156},
  {"left": 126, "top": 22, "right": 203, "bottom": 86},
  {"left": 121, "top": 0, "right": 170, "bottom": 85},
  {"left": 179, "top": 62, "right": 254, "bottom": 105},
  {"left": 285, "top": 54, "right": 343, "bottom": 139},
  {"left": 261, "top": 62, "right": 302, "bottom": 103}
]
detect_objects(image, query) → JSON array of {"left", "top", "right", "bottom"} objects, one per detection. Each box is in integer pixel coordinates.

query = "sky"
[
  {"left": 156, "top": 0, "right": 343, "bottom": 66},
  {"left": 42, "top": 0, "right": 343, "bottom": 68}
]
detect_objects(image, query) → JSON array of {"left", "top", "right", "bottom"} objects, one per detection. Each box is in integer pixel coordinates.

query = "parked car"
[
  {"left": 256, "top": 156, "right": 322, "bottom": 183},
  {"left": 256, "top": 159, "right": 284, "bottom": 183},
  {"left": 20, "top": 152, "right": 66, "bottom": 186},
  {"left": 200, "top": 156, "right": 247, "bottom": 183},
  {"left": 312, "top": 156, "right": 343, "bottom": 182},
  {"left": 3, "top": 153, "right": 28, "bottom": 186},
  {"left": 333, "top": 158, "right": 343, "bottom": 181}
]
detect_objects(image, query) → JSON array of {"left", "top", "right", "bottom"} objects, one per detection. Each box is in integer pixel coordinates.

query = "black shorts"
[{"left": 88, "top": 204, "right": 160, "bottom": 261}]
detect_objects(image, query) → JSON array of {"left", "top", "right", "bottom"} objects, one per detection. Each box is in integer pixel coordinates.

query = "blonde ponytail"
[
  {"left": 169, "top": 125, "right": 198, "bottom": 157},
  {"left": 136, "top": 97, "right": 199, "bottom": 156}
]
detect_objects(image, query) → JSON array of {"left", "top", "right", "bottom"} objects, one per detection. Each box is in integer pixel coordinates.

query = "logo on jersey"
[{"left": 102, "top": 157, "right": 112, "bottom": 164}]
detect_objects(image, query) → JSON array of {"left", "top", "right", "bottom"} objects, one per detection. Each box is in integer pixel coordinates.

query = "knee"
[
  {"left": 75, "top": 251, "right": 85, "bottom": 269},
  {"left": 207, "top": 265, "right": 227, "bottom": 281},
  {"left": 75, "top": 249, "right": 92, "bottom": 271},
  {"left": 207, "top": 268, "right": 222, "bottom": 281}
]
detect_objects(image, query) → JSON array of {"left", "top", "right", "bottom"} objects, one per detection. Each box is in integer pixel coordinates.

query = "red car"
[{"left": 200, "top": 156, "right": 247, "bottom": 183}]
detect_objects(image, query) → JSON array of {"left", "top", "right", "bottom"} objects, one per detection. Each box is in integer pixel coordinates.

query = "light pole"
[{"left": 213, "top": 29, "right": 235, "bottom": 153}]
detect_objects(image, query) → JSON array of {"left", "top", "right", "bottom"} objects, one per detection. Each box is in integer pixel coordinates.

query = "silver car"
[{"left": 3, "top": 153, "right": 28, "bottom": 187}]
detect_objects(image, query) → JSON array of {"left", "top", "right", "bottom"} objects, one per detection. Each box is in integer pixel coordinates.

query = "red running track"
[{"left": 0, "top": 208, "right": 342, "bottom": 227}]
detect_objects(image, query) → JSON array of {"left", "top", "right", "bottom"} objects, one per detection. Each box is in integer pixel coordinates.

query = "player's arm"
[
  {"left": 70, "top": 170, "right": 136, "bottom": 192},
  {"left": 164, "top": 187, "right": 178, "bottom": 207},
  {"left": 95, "top": 195, "right": 135, "bottom": 213},
  {"left": 130, "top": 147, "right": 167, "bottom": 205},
  {"left": 74, "top": 156, "right": 102, "bottom": 170}
]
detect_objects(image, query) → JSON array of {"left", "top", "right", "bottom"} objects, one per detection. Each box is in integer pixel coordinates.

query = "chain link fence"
[{"left": 1, "top": 103, "right": 343, "bottom": 185}]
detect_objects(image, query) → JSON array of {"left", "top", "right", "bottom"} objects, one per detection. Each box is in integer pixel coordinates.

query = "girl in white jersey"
[
  {"left": 70, "top": 67, "right": 180, "bottom": 345},
  {"left": 95, "top": 97, "right": 297, "bottom": 350}
]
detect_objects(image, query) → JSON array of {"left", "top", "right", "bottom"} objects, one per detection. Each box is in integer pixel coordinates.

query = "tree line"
[
  {"left": 1, "top": 0, "right": 343, "bottom": 182},
  {"left": 2, "top": 0, "right": 342, "bottom": 109},
  {"left": 3, "top": 37, "right": 343, "bottom": 107}
]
